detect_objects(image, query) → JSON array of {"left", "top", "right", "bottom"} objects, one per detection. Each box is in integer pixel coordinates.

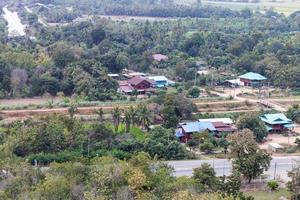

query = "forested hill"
[
  {"left": 10, "top": 0, "right": 239, "bottom": 19},
  {"left": 0, "top": 1, "right": 300, "bottom": 100}
]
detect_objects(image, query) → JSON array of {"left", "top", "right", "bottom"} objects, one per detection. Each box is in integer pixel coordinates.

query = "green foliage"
[
  {"left": 267, "top": 180, "right": 279, "bottom": 191},
  {"left": 236, "top": 113, "right": 268, "bottom": 143},
  {"left": 228, "top": 129, "right": 271, "bottom": 183},
  {"left": 188, "top": 86, "right": 201, "bottom": 98}
]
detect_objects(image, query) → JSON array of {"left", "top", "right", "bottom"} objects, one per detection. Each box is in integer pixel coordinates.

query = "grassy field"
[
  {"left": 176, "top": 0, "right": 300, "bottom": 15},
  {"left": 244, "top": 189, "right": 292, "bottom": 200}
]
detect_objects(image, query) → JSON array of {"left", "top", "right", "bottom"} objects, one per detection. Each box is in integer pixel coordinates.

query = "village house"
[
  {"left": 176, "top": 118, "right": 236, "bottom": 142},
  {"left": 260, "top": 113, "right": 294, "bottom": 133},
  {"left": 147, "top": 76, "right": 170, "bottom": 88},
  {"left": 176, "top": 121, "right": 216, "bottom": 143},
  {"left": 118, "top": 76, "right": 155, "bottom": 95},
  {"left": 199, "top": 118, "right": 236, "bottom": 135},
  {"left": 238, "top": 72, "right": 267, "bottom": 87}
]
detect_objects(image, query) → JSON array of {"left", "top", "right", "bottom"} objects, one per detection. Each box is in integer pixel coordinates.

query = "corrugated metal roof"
[
  {"left": 239, "top": 72, "right": 267, "bottom": 81},
  {"left": 260, "top": 113, "right": 292, "bottom": 125},
  {"left": 181, "top": 121, "right": 216, "bottom": 133},
  {"left": 199, "top": 118, "right": 233, "bottom": 124},
  {"left": 147, "top": 76, "right": 168, "bottom": 82}
]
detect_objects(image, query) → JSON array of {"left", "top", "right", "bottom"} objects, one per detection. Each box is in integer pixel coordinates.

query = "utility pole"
[{"left": 274, "top": 162, "right": 277, "bottom": 180}]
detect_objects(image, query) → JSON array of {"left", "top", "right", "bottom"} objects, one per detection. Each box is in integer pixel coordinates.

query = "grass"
[{"left": 244, "top": 189, "right": 292, "bottom": 200}]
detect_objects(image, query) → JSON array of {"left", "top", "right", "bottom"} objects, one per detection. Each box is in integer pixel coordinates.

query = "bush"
[
  {"left": 267, "top": 180, "right": 279, "bottom": 191},
  {"left": 27, "top": 151, "right": 82, "bottom": 165},
  {"left": 285, "top": 146, "right": 298, "bottom": 153}
]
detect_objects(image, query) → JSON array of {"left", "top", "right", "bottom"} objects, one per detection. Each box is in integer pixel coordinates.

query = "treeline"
[{"left": 1, "top": 6, "right": 300, "bottom": 99}]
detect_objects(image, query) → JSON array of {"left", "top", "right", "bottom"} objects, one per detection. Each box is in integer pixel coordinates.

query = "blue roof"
[
  {"left": 260, "top": 113, "right": 292, "bottom": 125},
  {"left": 181, "top": 121, "right": 216, "bottom": 133},
  {"left": 175, "top": 129, "right": 184, "bottom": 138},
  {"left": 239, "top": 72, "right": 267, "bottom": 81}
]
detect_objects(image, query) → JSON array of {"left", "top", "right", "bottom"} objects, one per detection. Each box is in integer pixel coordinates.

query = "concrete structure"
[{"left": 268, "top": 143, "right": 284, "bottom": 152}]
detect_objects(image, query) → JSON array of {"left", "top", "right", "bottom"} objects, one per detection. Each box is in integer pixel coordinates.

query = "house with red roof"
[{"left": 118, "top": 76, "right": 156, "bottom": 95}]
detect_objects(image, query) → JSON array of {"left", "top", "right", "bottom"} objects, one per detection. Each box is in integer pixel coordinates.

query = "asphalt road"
[{"left": 168, "top": 156, "right": 300, "bottom": 182}]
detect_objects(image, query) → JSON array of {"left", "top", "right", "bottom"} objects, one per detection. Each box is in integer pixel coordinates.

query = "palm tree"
[
  {"left": 112, "top": 106, "right": 122, "bottom": 132},
  {"left": 137, "top": 104, "right": 151, "bottom": 130},
  {"left": 95, "top": 108, "right": 104, "bottom": 124},
  {"left": 128, "top": 106, "right": 137, "bottom": 125},
  {"left": 124, "top": 110, "right": 131, "bottom": 133}
]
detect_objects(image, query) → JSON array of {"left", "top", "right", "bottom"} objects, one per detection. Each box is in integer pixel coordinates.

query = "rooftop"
[
  {"left": 260, "top": 113, "right": 292, "bottom": 125},
  {"left": 239, "top": 72, "right": 267, "bottom": 81},
  {"left": 128, "top": 76, "right": 155, "bottom": 86},
  {"left": 147, "top": 76, "right": 168, "bottom": 82},
  {"left": 199, "top": 118, "right": 234, "bottom": 124},
  {"left": 180, "top": 121, "right": 216, "bottom": 133}
]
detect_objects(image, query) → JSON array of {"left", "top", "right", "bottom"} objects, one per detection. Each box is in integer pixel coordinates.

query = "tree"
[
  {"left": 288, "top": 162, "right": 300, "bottom": 200},
  {"left": 112, "top": 106, "right": 122, "bottom": 132},
  {"left": 287, "top": 105, "right": 300, "bottom": 123},
  {"left": 162, "top": 105, "right": 180, "bottom": 128},
  {"left": 188, "top": 86, "right": 200, "bottom": 98},
  {"left": 199, "top": 140, "right": 214, "bottom": 154},
  {"left": 228, "top": 129, "right": 271, "bottom": 183},
  {"left": 236, "top": 113, "right": 268, "bottom": 143},
  {"left": 136, "top": 104, "right": 151, "bottom": 130},
  {"left": 90, "top": 26, "right": 106, "bottom": 45},
  {"left": 68, "top": 102, "right": 78, "bottom": 119},
  {"left": 95, "top": 108, "right": 104, "bottom": 124},
  {"left": 193, "top": 163, "right": 218, "bottom": 192},
  {"left": 124, "top": 110, "right": 132, "bottom": 133},
  {"left": 295, "top": 138, "right": 300, "bottom": 150}
]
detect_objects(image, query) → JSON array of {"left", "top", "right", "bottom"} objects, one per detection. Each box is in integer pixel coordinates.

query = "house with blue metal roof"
[
  {"left": 147, "top": 76, "right": 169, "bottom": 88},
  {"left": 239, "top": 72, "right": 267, "bottom": 87},
  {"left": 260, "top": 113, "right": 294, "bottom": 133},
  {"left": 176, "top": 121, "right": 216, "bottom": 142}
]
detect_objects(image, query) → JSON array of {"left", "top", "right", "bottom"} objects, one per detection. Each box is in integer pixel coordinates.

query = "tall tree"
[
  {"left": 112, "top": 106, "right": 122, "bottom": 132},
  {"left": 236, "top": 113, "right": 268, "bottom": 143},
  {"left": 228, "top": 129, "right": 271, "bottom": 183}
]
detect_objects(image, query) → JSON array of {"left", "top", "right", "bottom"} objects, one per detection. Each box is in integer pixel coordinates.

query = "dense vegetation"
[{"left": 0, "top": 1, "right": 300, "bottom": 99}]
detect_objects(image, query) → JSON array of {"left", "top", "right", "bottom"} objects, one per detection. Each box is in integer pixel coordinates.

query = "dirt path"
[{"left": 211, "top": 88, "right": 288, "bottom": 112}]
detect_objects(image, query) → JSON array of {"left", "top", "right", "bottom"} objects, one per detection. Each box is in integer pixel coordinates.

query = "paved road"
[{"left": 168, "top": 156, "right": 300, "bottom": 182}]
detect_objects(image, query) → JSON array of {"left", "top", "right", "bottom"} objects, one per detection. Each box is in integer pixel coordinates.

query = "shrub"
[
  {"left": 285, "top": 146, "right": 298, "bottom": 153},
  {"left": 267, "top": 180, "right": 279, "bottom": 191}
]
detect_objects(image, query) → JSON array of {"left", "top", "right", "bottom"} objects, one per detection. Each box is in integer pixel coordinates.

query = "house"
[
  {"left": 225, "top": 79, "right": 244, "bottom": 88},
  {"left": 199, "top": 118, "right": 236, "bottom": 135},
  {"left": 260, "top": 113, "right": 294, "bottom": 133},
  {"left": 211, "top": 122, "right": 236, "bottom": 134},
  {"left": 199, "top": 118, "right": 234, "bottom": 125},
  {"left": 118, "top": 76, "right": 155, "bottom": 95},
  {"left": 152, "top": 54, "right": 168, "bottom": 62},
  {"left": 239, "top": 72, "right": 267, "bottom": 87},
  {"left": 147, "top": 76, "right": 169, "bottom": 88},
  {"left": 118, "top": 81, "right": 134, "bottom": 94},
  {"left": 176, "top": 121, "right": 216, "bottom": 143}
]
